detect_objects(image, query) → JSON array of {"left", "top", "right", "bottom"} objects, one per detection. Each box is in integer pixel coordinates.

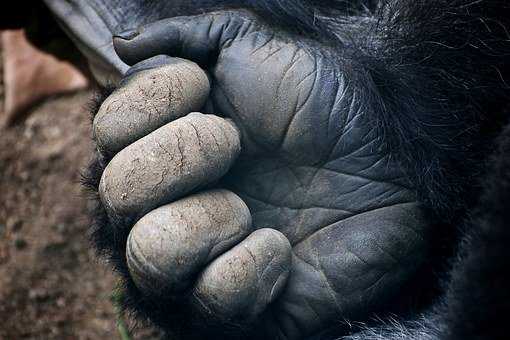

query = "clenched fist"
[{"left": 90, "top": 10, "right": 430, "bottom": 340}]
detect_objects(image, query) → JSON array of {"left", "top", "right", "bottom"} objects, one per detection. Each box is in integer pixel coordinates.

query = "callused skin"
[{"left": 96, "top": 10, "right": 431, "bottom": 339}]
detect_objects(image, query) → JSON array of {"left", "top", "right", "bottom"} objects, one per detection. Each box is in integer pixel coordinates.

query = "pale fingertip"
[
  {"left": 193, "top": 228, "right": 292, "bottom": 322},
  {"left": 93, "top": 60, "right": 210, "bottom": 156}
]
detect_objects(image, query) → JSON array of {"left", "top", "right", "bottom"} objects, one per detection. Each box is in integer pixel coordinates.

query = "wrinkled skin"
[{"left": 95, "top": 11, "right": 430, "bottom": 340}]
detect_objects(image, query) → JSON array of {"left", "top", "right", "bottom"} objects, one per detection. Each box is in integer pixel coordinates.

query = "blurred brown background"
[{"left": 0, "top": 29, "right": 159, "bottom": 339}]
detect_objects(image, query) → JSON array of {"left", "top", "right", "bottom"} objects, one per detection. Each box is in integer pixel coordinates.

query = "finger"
[
  {"left": 99, "top": 113, "right": 241, "bottom": 221},
  {"left": 93, "top": 55, "right": 210, "bottom": 156},
  {"left": 193, "top": 228, "right": 292, "bottom": 323},
  {"left": 126, "top": 189, "right": 252, "bottom": 295},
  {"left": 113, "top": 12, "right": 256, "bottom": 66}
]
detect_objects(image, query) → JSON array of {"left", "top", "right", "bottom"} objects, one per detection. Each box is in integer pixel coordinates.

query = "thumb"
[{"left": 113, "top": 11, "right": 256, "bottom": 66}]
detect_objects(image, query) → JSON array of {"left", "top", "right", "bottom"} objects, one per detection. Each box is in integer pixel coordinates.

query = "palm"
[{"left": 208, "top": 35, "right": 424, "bottom": 335}]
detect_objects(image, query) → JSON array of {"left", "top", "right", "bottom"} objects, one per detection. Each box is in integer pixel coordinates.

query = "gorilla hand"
[{"left": 93, "top": 11, "right": 431, "bottom": 340}]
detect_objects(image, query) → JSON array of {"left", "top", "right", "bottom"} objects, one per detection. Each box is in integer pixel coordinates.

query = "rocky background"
[{"left": 0, "top": 31, "right": 159, "bottom": 340}]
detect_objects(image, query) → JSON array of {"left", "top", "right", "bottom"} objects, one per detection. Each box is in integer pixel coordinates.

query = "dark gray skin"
[{"left": 96, "top": 10, "right": 430, "bottom": 340}]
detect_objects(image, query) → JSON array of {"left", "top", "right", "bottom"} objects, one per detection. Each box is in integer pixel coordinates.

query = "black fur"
[
  {"left": 81, "top": 1, "right": 510, "bottom": 339},
  {"left": 443, "top": 124, "right": 510, "bottom": 339}
]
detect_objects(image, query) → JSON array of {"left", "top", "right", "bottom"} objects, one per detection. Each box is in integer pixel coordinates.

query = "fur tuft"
[
  {"left": 342, "top": 314, "right": 442, "bottom": 340},
  {"left": 85, "top": 85, "right": 116, "bottom": 124}
]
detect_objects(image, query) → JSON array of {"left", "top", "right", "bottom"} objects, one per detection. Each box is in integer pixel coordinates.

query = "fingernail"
[{"left": 114, "top": 29, "right": 139, "bottom": 40}]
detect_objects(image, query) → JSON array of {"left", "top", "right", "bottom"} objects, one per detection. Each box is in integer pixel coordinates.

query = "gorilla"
[{"left": 41, "top": 0, "right": 510, "bottom": 339}]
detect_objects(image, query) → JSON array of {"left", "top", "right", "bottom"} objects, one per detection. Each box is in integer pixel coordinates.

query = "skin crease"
[{"left": 96, "top": 10, "right": 432, "bottom": 340}]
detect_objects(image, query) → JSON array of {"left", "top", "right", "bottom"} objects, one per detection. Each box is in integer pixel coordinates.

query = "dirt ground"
[{"left": 0, "top": 90, "right": 160, "bottom": 339}]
